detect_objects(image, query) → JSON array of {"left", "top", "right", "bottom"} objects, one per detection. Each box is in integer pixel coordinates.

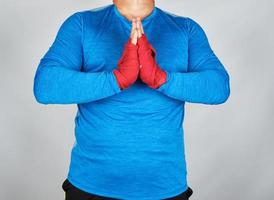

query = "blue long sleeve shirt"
[{"left": 33, "top": 4, "right": 230, "bottom": 200}]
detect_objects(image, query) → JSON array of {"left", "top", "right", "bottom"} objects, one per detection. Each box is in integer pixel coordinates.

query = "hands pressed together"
[{"left": 113, "top": 17, "right": 167, "bottom": 90}]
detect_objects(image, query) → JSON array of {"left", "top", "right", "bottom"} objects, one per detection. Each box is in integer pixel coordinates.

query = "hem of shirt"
[{"left": 67, "top": 175, "right": 189, "bottom": 200}]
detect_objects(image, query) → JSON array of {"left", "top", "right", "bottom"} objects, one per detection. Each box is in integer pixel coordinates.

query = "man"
[{"left": 33, "top": 0, "right": 230, "bottom": 199}]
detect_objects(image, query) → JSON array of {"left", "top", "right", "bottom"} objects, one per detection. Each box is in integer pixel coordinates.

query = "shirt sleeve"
[
  {"left": 156, "top": 17, "right": 230, "bottom": 105},
  {"left": 33, "top": 12, "right": 121, "bottom": 105}
]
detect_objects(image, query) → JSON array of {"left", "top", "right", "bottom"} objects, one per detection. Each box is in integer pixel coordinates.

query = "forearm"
[
  {"left": 156, "top": 68, "right": 230, "bottom": 104},
  {"left": 33, "top": 65, "right": 121, "bottom": 105}
]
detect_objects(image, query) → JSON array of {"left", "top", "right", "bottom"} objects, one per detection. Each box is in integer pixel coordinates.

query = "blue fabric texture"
[{"left": 33, "top": 4, "right": 230, "bottom": 200}]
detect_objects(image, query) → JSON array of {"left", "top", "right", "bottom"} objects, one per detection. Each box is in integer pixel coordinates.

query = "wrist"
[
  {"left": 125, "top": 38, "right": 138, "bottom": 49},
  {"left": 113, "top": 69, "right": 127, "bottom": 90},
  {"left": 137, "top": 34, "right": 150, "bottom": 50},
  {"left": 154, "top": 68, "right": 167, "bottom": 89}
]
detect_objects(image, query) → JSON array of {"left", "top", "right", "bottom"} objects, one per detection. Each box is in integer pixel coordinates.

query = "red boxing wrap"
[
  {"left": 137, "top": 34, "right": 167, "bottom": 89},
  {"left": 113, "top": 38, "right": 140, "bottom": 90}
]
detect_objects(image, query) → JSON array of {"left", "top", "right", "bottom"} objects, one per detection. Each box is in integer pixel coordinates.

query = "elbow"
[
  {"left": 206, "top": 70, "right": 230, "bottom": 105},
  {"left": 33, "top": 82, "right": 49, "bottom": 105},
  {"left": 33, "top": 87, "right": 49, "bottom": 105},
  {"left": 212, "top": 71, "right": 231, "bottom": 104},
  {"left": 221, "top": 70, "right": 231, "bottom": 103},
  {"left": 217, "top": 80, "right": 230, "bottom": 104},
  {"left": 33, "top": 68, "right": 49, "bottom": 105}
]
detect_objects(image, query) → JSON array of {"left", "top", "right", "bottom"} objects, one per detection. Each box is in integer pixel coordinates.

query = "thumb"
[{"left": 131, "top": 29, "right": 138, "bottom": 45}]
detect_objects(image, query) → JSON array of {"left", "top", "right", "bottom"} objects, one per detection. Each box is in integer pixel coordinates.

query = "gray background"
[{"left": 1, "top": 0, "right": 273, "bottom": 199}]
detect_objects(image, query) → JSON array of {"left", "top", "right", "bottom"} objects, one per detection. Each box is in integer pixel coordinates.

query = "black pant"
[{"left": 62, "top": 178, "right": 193, "bottom": 200}]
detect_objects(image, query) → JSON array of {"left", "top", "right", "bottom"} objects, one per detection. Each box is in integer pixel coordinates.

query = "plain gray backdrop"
[{"left": 1, "top": 0, "right": 273, "bottom": 199}]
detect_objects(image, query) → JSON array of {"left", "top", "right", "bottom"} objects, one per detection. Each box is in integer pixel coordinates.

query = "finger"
[
  {"left": 131, "top": 18, "right": 138, "bottom": 39},
  {"left": 132, "top": 17, "right": 137, "bottom": 29},
  {"left": 132, "top": 30, "right": 138, "bottom": 45},
  {"left": 130, "top": 18, "right": 136, "bottom": 38},
  {"left": 140, "top": 23, "right": 144, "bottom": 35},
  {"left": 137, "top": 17, "right": 144, "bottom": 34},
  {"left": 132, "top": 19, "right": 138, "bottom": 44},
  {"left": 136, "top": 17, "right": 142, "bottom": 38}
]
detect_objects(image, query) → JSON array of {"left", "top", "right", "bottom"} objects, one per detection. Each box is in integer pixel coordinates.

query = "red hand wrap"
[
  {"left": 137, "top": 34, "right": 167, "bottom": 89},
  {"left": 113, "top": 38, "right": 139, "bottom": 90}
]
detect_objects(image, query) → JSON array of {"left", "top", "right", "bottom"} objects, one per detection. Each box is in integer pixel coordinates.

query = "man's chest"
[{"left": 81, "top": 23, "right": 188, "bottom": 73}]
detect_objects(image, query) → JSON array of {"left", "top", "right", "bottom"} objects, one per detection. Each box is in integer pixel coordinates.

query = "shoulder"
[
  {"left": 155, "top": 6, "right": 205, "bottom": 35},
  {"left": 59, "top": 4, "right": 112, "bottom": 27},
  {"left": 75, "top": 4, "right": 112, "bottom": 24}
]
